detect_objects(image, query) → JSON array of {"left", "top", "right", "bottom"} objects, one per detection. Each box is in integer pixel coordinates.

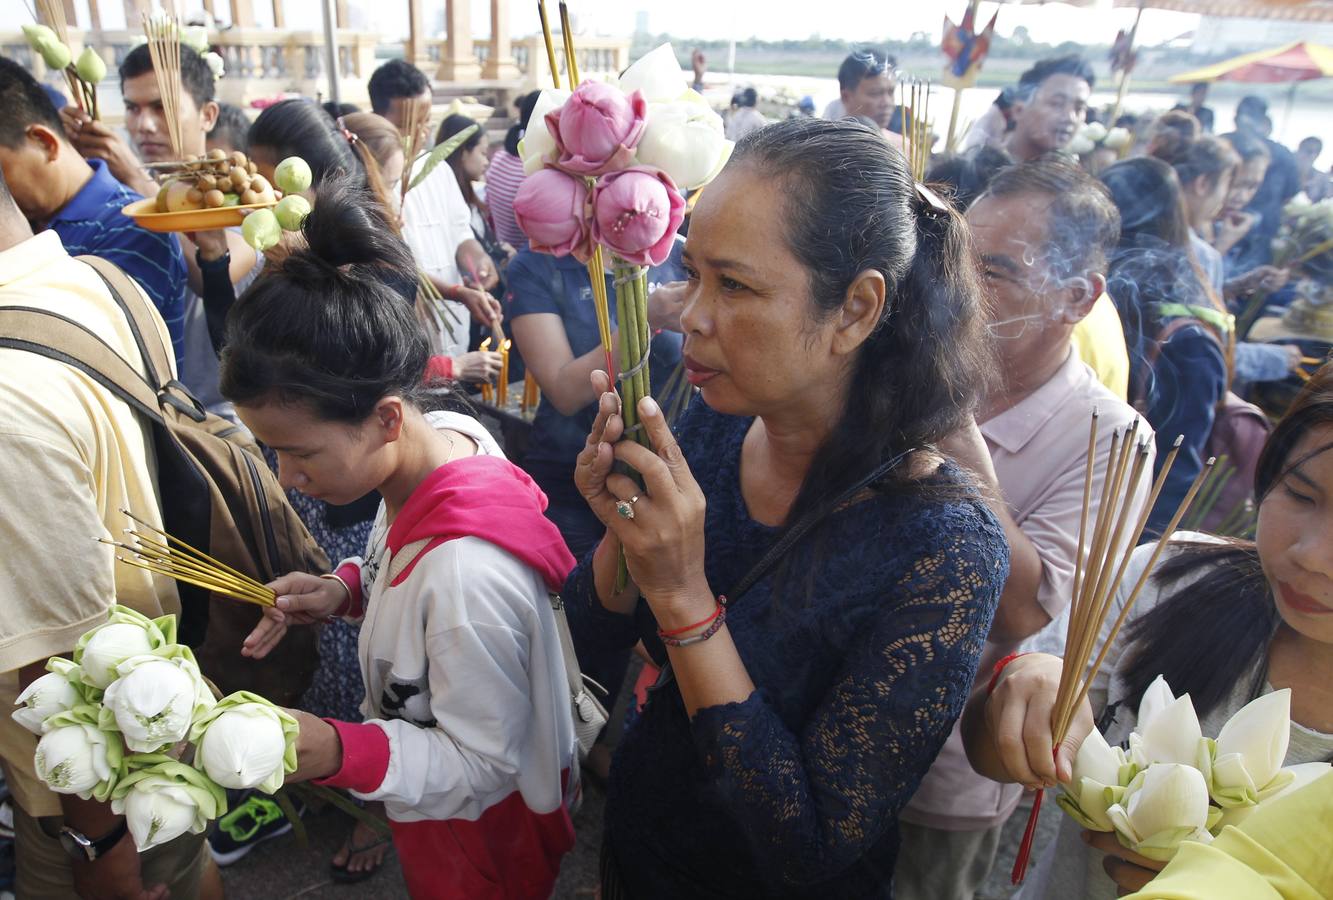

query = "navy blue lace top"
[{"left": 564, "top": 402, "right": 1008, "bottom": 898}]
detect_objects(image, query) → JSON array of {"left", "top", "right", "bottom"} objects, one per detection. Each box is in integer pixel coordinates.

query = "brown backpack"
[{"left": 0, "top": 256, "right": 326, "bottom": 705}]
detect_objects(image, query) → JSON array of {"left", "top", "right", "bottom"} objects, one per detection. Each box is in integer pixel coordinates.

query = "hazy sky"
[{"left": 8, "top": 0, "right": 1200, "bottom": 46}]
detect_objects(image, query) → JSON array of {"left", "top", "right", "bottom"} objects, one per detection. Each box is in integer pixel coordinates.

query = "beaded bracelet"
[{"left": 658, "top": 603, "right": 727, "bottom": 648}]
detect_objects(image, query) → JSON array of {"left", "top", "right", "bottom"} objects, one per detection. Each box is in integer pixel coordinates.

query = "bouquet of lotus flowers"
[
  {"left": 514, "top": 42, "right": 732, "bottom": 444},
  {"left": 24, "top": 0, "right": 106, "bottom": 123},
  {"left": 13, "top": 605, "right": 298, "bottom": 852},
  {"left": 1056, "top": 675, "right": 1330, "bottom": 863},
  {"left": 1274, "top": 198, "right": 1333, "bottom": 275},
  {"left": 1069, "top": 121, "right": 1133, "bottom": 158}
]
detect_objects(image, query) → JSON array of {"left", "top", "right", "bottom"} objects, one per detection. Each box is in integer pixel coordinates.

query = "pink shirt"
[
  {"left": 902, "top": 348, "right": 1152, "bottom": 831},
  {"left": 485, "top": 149, "right": 527, "bottom": 249}
]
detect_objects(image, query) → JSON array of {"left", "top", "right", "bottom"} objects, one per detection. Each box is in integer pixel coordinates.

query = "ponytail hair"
[
  {"left": 339, "top": 112, "right": 405, "bottom": 229},
  {"left": 728, "top": 118, "right": 990, "bottom": 527},
  {"left": 219, "top": 178, "right": 432, "bottom": 423}
]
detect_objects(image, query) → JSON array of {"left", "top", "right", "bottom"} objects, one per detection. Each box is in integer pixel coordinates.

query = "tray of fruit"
[{"left": 122, "top": 149, "right": 285, "bottom": 233}]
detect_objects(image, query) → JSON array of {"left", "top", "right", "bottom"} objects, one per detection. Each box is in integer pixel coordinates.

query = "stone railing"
[{"left": 423, "top": 33, "right": 629, "bottom": 88}]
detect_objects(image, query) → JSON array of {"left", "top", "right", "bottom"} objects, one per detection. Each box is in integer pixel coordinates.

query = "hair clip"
[
  {"left": 914, "top": 181, "right": 950, "bottom": 216},
  {"left": 335, "top": 116, "right": 358, "bottom": 145}
]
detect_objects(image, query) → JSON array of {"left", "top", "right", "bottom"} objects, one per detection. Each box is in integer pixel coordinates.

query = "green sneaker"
[{"left": 207, "top": 792, "right": 299, "bottom": 866}]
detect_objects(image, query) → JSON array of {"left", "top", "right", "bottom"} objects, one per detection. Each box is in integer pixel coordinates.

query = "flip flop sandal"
[{"left": 330, "top": 826, "right": 394, "bottom": 885}]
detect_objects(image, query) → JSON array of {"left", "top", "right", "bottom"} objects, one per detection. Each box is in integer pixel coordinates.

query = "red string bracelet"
[
  {"left": 659, "top": 598, "right": 724, "bottom": 637},
  {"left": 987, "top": 651, "right": 1031, "bottom": 696}
]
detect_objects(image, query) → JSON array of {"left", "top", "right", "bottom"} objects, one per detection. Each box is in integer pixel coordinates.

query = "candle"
[
  {"left": 478, "top": 338, "right": 493, "bottom": 404},
  {"left": 497, "top": 339, "right": 512, "bottom": 408}
]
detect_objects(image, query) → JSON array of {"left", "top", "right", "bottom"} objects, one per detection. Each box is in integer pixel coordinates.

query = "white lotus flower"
[
  {"left": 1083, "top": 121, "right": 1108, "bottom": 144},
  {"left": 519, "top": 88, "right": 571, "bottom": 175},
  {"left": 34, "top": 722, "right": 117, "bottom": 796},
  {"left": 1137, "top": 675, "right": 1175, "bottom": 729},
  {"left": 635, "top": 95, "right": 734, "bottom": 191},
  {"left": 1068, "top": 135, "right": 1096, "bottom": 156},
  {"left": 1103, "top": 127, "right": 1133, "bottom": 151},
  {"left": 618, "top": 43, "right": 690, "bottom": 103},
  {"left": 180, "top": 26, "right": 211, "bottom": 54},
  {"left": 204, "top": 51, "right": 225, "bottom": 79},
  {"left": 74, "top": 606, "right": 172, "bottom": 689},
  {"left": 1215, "top": 761, "right": 1332, "bottom": 831},
  {"left": 191, "top": 692, "right": 298, "bottom": 793},
  {"left": 111, "top": 757, "right": 226, "bottom": 852},
  {"left": 100, "top": 652, "right": 213, "bottom": 753},
  {"left": 1056, "top": 728, "right": 1129, "bottom": 831},
  {"left": 1206, "top": 689, "right": 1293, "bottom": 808},
  {"left": 1106, "top": 763, "right": 1218, "bottom": 862},
  {"left": 13, "top": 670, "right": 80, "bottom": 735},
  {"left": 1129, "top": 691, "right": 1204, "bottom": 768}
]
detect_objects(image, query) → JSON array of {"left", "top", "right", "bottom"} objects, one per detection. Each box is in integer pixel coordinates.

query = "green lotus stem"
[
  {"left": 272, "top": 787, "right": 308, "bottom": 848},
  {"left": 287, "top": 783, "right": 392, "bottom": 837}
]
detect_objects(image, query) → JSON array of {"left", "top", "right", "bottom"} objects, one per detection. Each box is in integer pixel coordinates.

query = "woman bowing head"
[{"left": 567, "top": 116, "right": 1011, "bottom": 898}]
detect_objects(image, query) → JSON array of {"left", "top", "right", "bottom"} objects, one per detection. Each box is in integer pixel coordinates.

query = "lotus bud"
[
  {"left": 180, "top": 26, "right": 211, "bottom": 54},
  {"left": 34, "top": 722, "right": 116, "bottom": 796},
  {"left": 13, "top": 671, "right": 80, "bottom": 735},
  {"left": 77, "top": 624, "right": 154, "bottom": 689},
  {"left": 111, "top": 757, "right": 225, "bottom": 852},
  {"left": 1105, "top": 763, "right": 1218, "bottom": 862},
  {"left": 75, "top": 47, "right": 107, "bottom": 84},
  {"left": 1216, "top": 762, "right": 1332, "bottom": 831},
  {"left": 100, "top": 652, "right": 213, "bottom": 753},
  {"left": 1068, "top": 134, "right": 1096, "bottom": 156},
  {"left": 635, "top": 95, "right": 734, "bottom": 191},
  {"left": 1103, "top": 127, "right": 1133, "bottom": 151},
  {"left": 549, "top": 81, "right": 648, "bottom": 176},
  {"left": 39, "top": 40, "right": 73, "bottom": 72},
  {"left": 22, "top": 24, "right": 59, "bottom": 53},
  {"left": 590, "top": 166, "right": 686, "bottom": 267},
  {"left": 513, "top": 167, "right": 592, "bottom": 261},
  {"left": 519, "top": 89, "right": 571, "bottom": 175},
  {"left": 204, "top": 52, "right": 225, "bottom": 80},
  {"left": 1083, "top": 121, "right": 1108, "bottom": 144},
  {"left": 618, "top": 43, "right": 690, "bottom": 103},
  {"left": 190, "top": 692, "right": 299, "bottom": 793},
  {"left": 274, "top": 156, "right": 312, "bottom": 195},
  {"left": 1056, "top": 728, "right": 1129, "bottom": 832},
  {"left": 1207, "top": 688, "right": 1292, "bottom": 808},
  {"left": 1130, "top": 692, "right": 1203, "bottom": 768}
]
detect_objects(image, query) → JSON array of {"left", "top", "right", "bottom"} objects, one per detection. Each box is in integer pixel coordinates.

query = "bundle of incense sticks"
[
  {"left": 538, "top": 0, "right": 615, "bottom": 378},
  {"left": 142, "top": 10, "right": 184, "bottom": 159},
  {"left": 101, "top": 510, "right": 275, "bottom": 608},
  {"left": 904, "top": 79, "right": 933, "bottom": 181},
  {"left": 1010, "top": 415, "right": 1215, "bottom": 884},
  {"left": 35, "top": 0, "right": 91, "bottom": 116},
  {"left": 401, "top": 98, "right": 427, "bottom": 201}
]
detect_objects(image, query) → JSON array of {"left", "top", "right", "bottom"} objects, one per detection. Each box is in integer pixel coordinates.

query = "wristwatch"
[{"left": 59, "top": 820, "right": 128, "bottom": 861}]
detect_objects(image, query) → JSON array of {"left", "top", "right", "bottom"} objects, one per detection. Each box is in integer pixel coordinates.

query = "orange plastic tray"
[{"left": 121, "top": 197, "right": 276, "bottom": 233}]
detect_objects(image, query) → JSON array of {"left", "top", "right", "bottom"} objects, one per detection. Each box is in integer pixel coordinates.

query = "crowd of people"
[{"left": 0, "top": 30, "right": 1329, "bottom": 900}]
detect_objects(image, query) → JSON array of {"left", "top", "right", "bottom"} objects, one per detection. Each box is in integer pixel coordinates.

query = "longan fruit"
[
  {"left": 204, "top": 189, "right": 225, "bottom": 208},
  {"left": 240, "top": 189, "right": 260, "bottom": 206},
  {"left": 229, "top": 150, "right": 248, "bottom": 168},
  {"left": 208, "top": 148, "right": 227, "bottom": 160},
  {"left": 249, "top": 175, "right": 271, "bottom": 195}
]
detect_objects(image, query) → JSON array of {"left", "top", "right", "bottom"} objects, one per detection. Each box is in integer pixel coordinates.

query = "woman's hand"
[
  {"left": 983, "top": 653, "right": 1094, "bottom": 789},
  {"left": 647, "top": 280, "right": 690, "bottom": 333},
  {"left": 454, "top": 284, "right": 504, "bottom": 333},
  {"left": 576, "top": 376, "right": 710, "bottom": 624},
  {"left": 1083, "top": 830, "right": 1165, "bottom": 896},
  {"left": 453, "top": 350, "right": 503, "bottom": 383},
  {"left": 187, "top": 228, "right": 230, "bottom": 263},
  {"left": 285, "top": 709, "right": 343, "bottom": 783},
  {"left": 1213, "top": 209, "right": 1258, "bottom": 254},
  {"left": 241, "top": 572, "right": 348, "bottom": 660}
]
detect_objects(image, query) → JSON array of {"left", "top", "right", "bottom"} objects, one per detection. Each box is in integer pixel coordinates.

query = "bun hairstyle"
[
  {"left": 1152, "top": 132, "right": 1240, "bottom": 194},
  {"left": 1145, "top": 109, "right": 1201, "bottom": 161},
  {"left": 219, "top": 178, "right": 432, "bottom": 423},
  {"left": 728, "top": 117, "right": 990, "bottom": 522}
]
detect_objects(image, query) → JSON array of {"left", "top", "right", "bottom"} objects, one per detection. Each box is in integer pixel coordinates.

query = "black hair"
[
  {"left": 1223, "top": 129, "right": 1271, "bottom": 165},
  {"left": 367, "top": 59, "right": 429, "bottom": 116},
  {"left": 248, "top": 99, "right": 367, "bottom": 190},
  {"left": 1146, "top": 109, "right": 1201, "bottom": 160},
  {"left": 1299, "top": 136, "right": 1324, "bottom": 155},
  {"left": 738, "top": 87, "right": 758, "bottom": 108},
  {"left": 980, "top": 154, "right": 1122, "bottom": 280},
  {"left": 219, "top": 178, "right": 431, "bottom": 422},
  {"left": 0, "top": 56, "right": 66, "bottom": 148},
  {"left": 437, "top": 113, "right": 485, "bottom": 211},
  {"left": 207, "top": 102, "right": 250, "bottom": 154},
  {"left": 837, "top": 49, "right": 895, "bottom": 92},
  {"left": 322, "top": 101, "right": 360, "bottom": 119},
  {"left": 504, "top": 90, "right": 540, "bottom": 157},
  {"left": 1119, "top": 364, "right": 1333, "bottom": 718},
  {"left": 1236, "top": 94, "right": 1268, "bottom": 121},
  {"left": 729, "top": 118, "right": 989, "bottom": 528},
  {"left": 1152, "top": 132, "right": 1239, "bottom": 194},
  {"left": 119, "top": 42, "right": 215, "bottom": 110},
  {"left": 1014, "top": 54, "right": 1096, "bottom": 102},
  {"left": 1100, "top": 157, "right": 1209, "bottom": 403},
  {"left": 925, "top": 144, "right": 1015, "bottom": 212}
]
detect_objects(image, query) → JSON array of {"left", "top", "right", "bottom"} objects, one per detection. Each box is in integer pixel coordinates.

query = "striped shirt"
[
  {"left": 49, "top": 159, "right": 187, "bottom": 365},
  {"left": 484, "top": 148, "right": 527, "bottom": 249}
]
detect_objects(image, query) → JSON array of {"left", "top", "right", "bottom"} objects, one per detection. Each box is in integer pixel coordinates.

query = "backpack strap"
[
  {"left": 0, "top": 307, "right": 170, "bottom": 426},
  {"left": 76, "top": 255, "right": 174, "bottom": 389}
]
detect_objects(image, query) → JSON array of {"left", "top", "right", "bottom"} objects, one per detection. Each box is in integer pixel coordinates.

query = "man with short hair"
[
  {"left": 1225, "top": 96, "right": 1302, "bottom": 272},
  {"left": 0, "top": 56, "right": 186, "bottom": 362},
  {"left": 1003, "top": 55, "right": 1095, "bottom": 162},
  {"left": 895, "top": 158, "right": 1152, "bottom": 900},
  {"left": 1295, "top": 135, "right": 1328, "bottom": 200},
  {"left": 367, "top": 59, "right": 503, "bottom": 359},
  {"left": 0, "top": 164, "right": 220, "bottom": 900},
  {"left": 1173, "top": 81, "right": 1215, "bottom": 132},
  {"left": 60, "top": 42, "right": 261, "bottom": 417},
  {"left": 822, "top": 49, "right": 904, "bottom": 145}
]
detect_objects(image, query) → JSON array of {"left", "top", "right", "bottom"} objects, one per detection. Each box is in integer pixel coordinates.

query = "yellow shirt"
[
  {"left": 1126, "top": 771, "right": 1333, "bottom": 900},
  {"left": 1072, "top": 293, "right": 1130, "bottom": 402},
  {"left": 0, "top": 230, "right": 179, "bottom": 816}
]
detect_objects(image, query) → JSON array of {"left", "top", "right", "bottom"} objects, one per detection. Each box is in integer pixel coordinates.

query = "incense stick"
[
  {"left": 117, "top": 509, "right": 275, "bottom": 605},
  {"left": 537, "top": 1, "right": 561, "bottom": 88},
  {"left": 142, "top": 11, "right": 184, "bottom": 159}
]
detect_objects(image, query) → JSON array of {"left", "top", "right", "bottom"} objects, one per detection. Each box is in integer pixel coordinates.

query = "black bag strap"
[
  {"left": 723, "top": 445, "right": 919, "bottom": 604},
  {"left": 0, "top": 307, "right": 173, "bottom": 426},
  {"left": 76, "top": 256, "right": 175, "bottom": 390}
]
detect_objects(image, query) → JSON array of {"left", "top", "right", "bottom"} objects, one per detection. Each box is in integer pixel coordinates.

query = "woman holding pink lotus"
[
  {"left": 965, "top": 363, "right": 1333, "bottom": 898},
  {"left": 557, "top": 116, "right": 1007, "bottom": 898}
]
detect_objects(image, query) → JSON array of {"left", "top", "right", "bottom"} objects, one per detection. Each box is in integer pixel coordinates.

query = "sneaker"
[{"left": 207, "top": 793, "right": 299, "bottom": 866}]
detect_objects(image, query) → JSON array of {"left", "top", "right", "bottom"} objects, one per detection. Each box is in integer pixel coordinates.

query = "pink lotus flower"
[
  {"left": 513, "top": 168, "right": 593, "bottom": 261},
  {"left": 548, "top": 81, "right": 648, "bottom": 176},
  {"left": 590, "top": 167, "right": 686, "bottom": 267}
]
